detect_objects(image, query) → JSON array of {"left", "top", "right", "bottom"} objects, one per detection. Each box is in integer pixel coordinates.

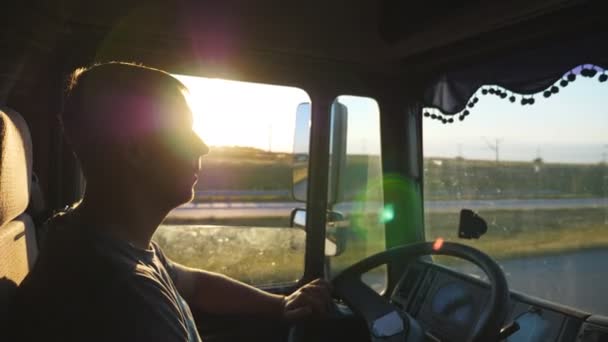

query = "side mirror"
[
  {"left": 458, "top": 209, "right": 488, "bottom": 239},
  {"left": 290, "top": 208, "right": 347, "bottom": 257},
  {"left": 292, "top": 101, "right": 348, "bottom": 205}
]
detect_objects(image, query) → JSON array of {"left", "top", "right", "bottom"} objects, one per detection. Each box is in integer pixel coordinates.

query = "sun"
[
  {"left": 173, "top": 74, "right": 310, "bottom": 152},
  {"left": 177, "top": 76, "right": 252, "bottom": 147}
]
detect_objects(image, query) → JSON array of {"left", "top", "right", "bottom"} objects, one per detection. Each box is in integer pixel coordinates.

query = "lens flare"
[{"left": 380, "top": 204, "right": 395, "bottom": 223}]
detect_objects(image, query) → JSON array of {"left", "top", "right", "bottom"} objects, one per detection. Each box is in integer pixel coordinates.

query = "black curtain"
[{"left": 423, "top": 33, "right": 608, "bottom": 114}]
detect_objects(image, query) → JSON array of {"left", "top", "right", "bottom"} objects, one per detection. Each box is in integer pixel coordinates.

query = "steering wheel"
[{"left": 332, "top": 241, "right": 510, "bottom": 342}]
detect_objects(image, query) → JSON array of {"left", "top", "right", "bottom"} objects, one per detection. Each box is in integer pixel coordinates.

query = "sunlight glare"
[{"left": 174, "top": 74, "right": 310, "bottom": 152}]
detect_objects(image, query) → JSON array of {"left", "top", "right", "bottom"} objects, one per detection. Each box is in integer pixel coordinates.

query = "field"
[
  {"left": 151, "top": 146, "right": 608, "bottom": 285},
  {"left": 196, "top": 147, "right": 608, "bottom": 202},
  {"left": 194, "top": 146, "right": 292, "bottom": 199},
  {"left": 423, "top": 157, "right": 608, "bottom": 200},
  {"left": 426, "top": 207, "right": 608, "bottom": 265},
  {"left": 154, "top": 224, "right": 306, "bottom": 285},
  {"left": 154, "top": 207, "right": 608, "bottom": 286},
  {"left": 154, "top": 209, "right": 387, "bottom": 286}
]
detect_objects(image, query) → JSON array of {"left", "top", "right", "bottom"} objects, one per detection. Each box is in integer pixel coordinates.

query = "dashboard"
[{"left": 390, "top": 260, "right": 607, "bottom": 342}]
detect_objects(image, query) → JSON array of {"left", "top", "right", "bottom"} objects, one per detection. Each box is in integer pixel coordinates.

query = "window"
[
  {"left": 327, "top": 96, "right": 387, "bottom": 293},
  {"left": 423, "top": 71, "right": 608, "bottom": 314},
  {"left": 153, "top": 75, "right": 310, "bottom": 286}
]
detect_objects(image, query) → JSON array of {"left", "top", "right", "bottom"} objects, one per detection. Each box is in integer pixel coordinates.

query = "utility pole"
[
  {"left": 267, "top": 124, "right": 272, "bottom": 153},
  {"left": 603, "top": 145, "right": 608, "bottom": 224},
  {"left": 483, "top": 137, "right": 503, "bottom": 163},
  {"left": 534, "top": 147, "right": 542, "bottom": 198}
]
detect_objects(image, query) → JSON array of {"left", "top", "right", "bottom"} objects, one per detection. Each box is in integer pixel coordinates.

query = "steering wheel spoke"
[
  {"left": 334, "top": 276, "right": 407, "bottom": 341},
  {"left": 331, "top": 242, "right": 509, "bottom": 342}
]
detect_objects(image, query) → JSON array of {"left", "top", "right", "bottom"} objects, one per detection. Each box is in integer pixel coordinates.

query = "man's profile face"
[{"left": 130, "top": 89, "right": 209, "bottom": 208}]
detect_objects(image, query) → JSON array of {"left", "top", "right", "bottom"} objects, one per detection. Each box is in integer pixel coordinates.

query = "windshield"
[{"left": 422, "top": 66, "right": 608, "bottom": 315}]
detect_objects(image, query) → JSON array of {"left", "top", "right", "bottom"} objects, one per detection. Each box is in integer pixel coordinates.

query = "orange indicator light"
[{"left": 433, "top": 237, "right": 444, "bottom": 251}]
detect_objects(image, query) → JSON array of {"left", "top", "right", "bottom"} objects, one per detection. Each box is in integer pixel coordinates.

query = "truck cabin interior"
[{"left": 1, "top": 1, "right": 608, "bottom": 341}]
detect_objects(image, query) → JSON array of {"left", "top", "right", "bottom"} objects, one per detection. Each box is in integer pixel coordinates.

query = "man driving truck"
[{"left": 9, "top": 62, "right": 332, "bottom": 342}]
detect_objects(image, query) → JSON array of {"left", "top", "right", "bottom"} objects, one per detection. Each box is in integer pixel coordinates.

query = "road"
[
  {"left": 423, "top": 197, "right": 608, "bottom": 212},
  {"left": 453, "top": 248, "right": 608, "bottom": 315},
  {"left": 168, "top": 197, "right": 608, "bottom": 220},
  {"left": 169, "top": 201, "right": 299, "bottom": 219}
]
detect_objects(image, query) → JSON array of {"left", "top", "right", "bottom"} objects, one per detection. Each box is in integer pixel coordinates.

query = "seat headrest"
[{"left": 0, "top": 107, "right": 32, "bottom": 228}]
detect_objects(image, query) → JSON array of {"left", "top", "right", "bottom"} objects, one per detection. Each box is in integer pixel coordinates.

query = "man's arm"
[{"left": 169, "top": 261, "right": 332, "bottom": 321}]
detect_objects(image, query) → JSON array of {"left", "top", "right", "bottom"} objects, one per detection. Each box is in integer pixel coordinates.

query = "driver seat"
[{"left": 0, "top": 107, "right": 38, "bottom": 323}]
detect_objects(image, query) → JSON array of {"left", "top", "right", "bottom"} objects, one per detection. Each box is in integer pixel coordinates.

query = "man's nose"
[{"left": 195, "top": 135, "right": 209, "bottom": 156}]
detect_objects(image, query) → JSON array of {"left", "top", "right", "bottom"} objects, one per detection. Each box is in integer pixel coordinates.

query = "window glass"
[
  {"left": 423, "top": 68, "right": 608, "bottom": 314},
  {"left": 328, "top": 96, "right": 387, "bottom": 293},
  {"left": 153, "top": 75, "right": 310, "bottom": 286}
]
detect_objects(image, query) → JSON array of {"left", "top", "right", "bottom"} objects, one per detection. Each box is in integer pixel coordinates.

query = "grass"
[
  {"left": 426, "top": 208, "right": 608, "bottom": 265},
  {"left": 155, "top": 146, "right": 608, "bottom": 283},
  {"left": 154, "top": 212, "right": 387, "bottom": 286},
  {"left": 423, "top": 157, "right": 608, "bottom": 200},
  {"left": 194, "top": 147, "right": 608, "bottom": 203},
  {"left": 153, "top": 207, "right": 608, "bottom": 285},
  {"left": 153, "top": 225, "right": 306, "bottom": 285}
]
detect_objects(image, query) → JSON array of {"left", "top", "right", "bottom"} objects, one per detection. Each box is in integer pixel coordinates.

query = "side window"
[
  {"left": 153, "top": 75, "right": 310, "bottom": 287},
  {"left": 328, "top": 96, "right": 387, "bottom": 293},
  {"left": 422, "top": 67, "right": 608, "bottom": 314}
]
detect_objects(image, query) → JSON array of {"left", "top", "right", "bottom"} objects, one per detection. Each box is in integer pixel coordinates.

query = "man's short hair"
[{"left": 61, "top": 62, "right": 187, "bottom": 175}]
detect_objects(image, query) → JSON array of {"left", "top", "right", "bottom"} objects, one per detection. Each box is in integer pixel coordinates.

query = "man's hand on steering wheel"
[{"left": 283, "top": 278, "right": 333, "bottom": 321}]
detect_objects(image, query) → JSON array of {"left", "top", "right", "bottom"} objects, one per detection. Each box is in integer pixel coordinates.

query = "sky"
[
  {"left": 175, "top": 74, "right": 310, "bottom": 153},
  {"left": 175, "top": 73, "right": 608, "bottom": 164},
  {"left": 175, "top": 74, "right": 381, "bottom": 155},
  {"left": 424, "top": 77, "right": 608, "bottom": 163}
]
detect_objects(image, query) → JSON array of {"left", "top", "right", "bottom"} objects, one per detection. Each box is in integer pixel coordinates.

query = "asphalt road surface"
[
  {"left": 355, "top": 248, "right": 608, "bottom": 315},
  {"left": 453, "top": 248, "right": 608, "bottom": 315},
  {"left": 168, "top": 197, "right": 608, "bottom": 220}
]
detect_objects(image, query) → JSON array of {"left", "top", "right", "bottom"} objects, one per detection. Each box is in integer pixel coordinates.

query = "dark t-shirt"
[{"left": 9, "top": 218, "right": 202, "bottom": 342}]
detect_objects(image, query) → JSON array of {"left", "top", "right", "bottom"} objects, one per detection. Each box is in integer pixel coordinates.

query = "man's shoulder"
[
  {"left": 35, "top": 220, "right": 178, "bottom": 300},
  {"left": 18, "top": 217, "right": 166, "bottom": 301},
  {"left": 11, "top": 234, "right": 188, "bottom": 341}
]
